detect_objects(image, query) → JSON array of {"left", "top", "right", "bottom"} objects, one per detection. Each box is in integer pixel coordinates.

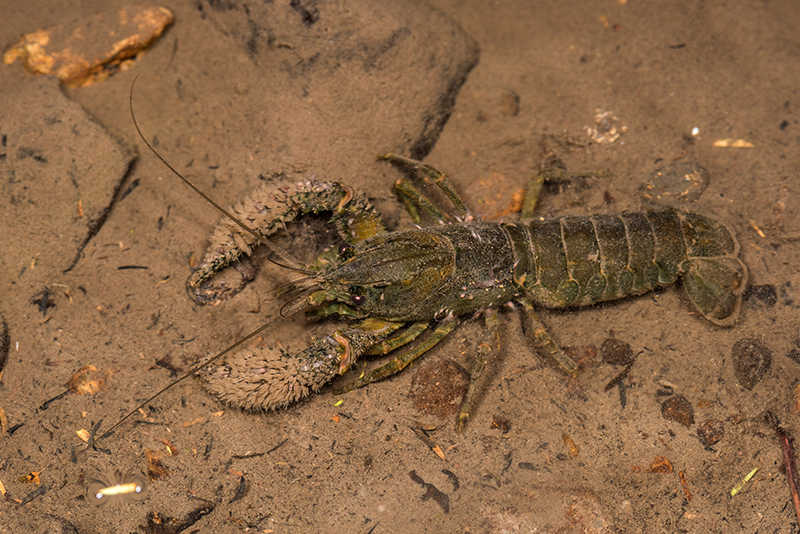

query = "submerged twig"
[{"left": 766, "top": 411, "right": 800, "bottom": 525}]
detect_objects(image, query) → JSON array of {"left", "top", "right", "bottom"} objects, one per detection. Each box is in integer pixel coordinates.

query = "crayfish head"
[{"left": 320, "top": 230, "right": 456, "bottom": 321}]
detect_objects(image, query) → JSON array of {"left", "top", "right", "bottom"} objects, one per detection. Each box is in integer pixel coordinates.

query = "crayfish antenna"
[
  {"left": 129, "top": 74, "right": 314, "bottom": 275},
  {"left": 97, "top": 77, "right": 315, "bottom": 446},
  {"left": 279, "top": 290, "right": 316, "bottom": 318},
  {"left": 99, "top": 314, "right": 285, "bottom": 442}
]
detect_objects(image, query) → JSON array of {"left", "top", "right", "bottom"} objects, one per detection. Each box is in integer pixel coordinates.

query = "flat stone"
[
  {"left": 195, "top": 0, "right": 480, "bottom": 159},
  {"left": 0, "top": 72, "right": 134, "bottom": 283}
]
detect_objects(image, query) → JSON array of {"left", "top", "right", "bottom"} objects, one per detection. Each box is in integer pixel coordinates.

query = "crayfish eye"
[
  {"left": 349, "top": 285, "right": 366, "bottom": 305},
  {"left": 338, "top": 243, "right": 354, "bottom": 260}
]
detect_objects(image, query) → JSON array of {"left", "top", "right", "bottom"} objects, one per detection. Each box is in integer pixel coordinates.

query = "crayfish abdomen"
[{"left": 507, "top": 209, "right": 745, "bottom": 325}]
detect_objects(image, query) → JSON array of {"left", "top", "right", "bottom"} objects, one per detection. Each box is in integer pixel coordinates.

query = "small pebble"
[
  {"left": 408, "top": 358, "right": 469, "bottom": 418},
  {"left": 4, "top": 6, "right": 174, "bottom": 87},
  {"left": 68, "top": 364, "right": 109, "bottom": 395},
  {"left": 498, "top": 89, "right": 521, "bottom": 117}
]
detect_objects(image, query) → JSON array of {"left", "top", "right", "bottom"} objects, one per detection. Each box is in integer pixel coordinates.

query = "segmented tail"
[{"left": 508, "top": 209, "right": 746, "bottom": 324}]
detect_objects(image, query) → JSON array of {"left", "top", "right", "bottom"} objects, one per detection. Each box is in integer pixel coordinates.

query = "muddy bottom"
[{"left": 1, "top": 1, "right": 799, "bottom": 533}]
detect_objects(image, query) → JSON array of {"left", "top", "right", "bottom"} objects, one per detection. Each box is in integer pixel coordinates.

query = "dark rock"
[
  {"left": 195, "top": 0, "right": 480, "bottom": 160},
  {"left": 0, "top": 75, "right": 134, "bottom": 277}
]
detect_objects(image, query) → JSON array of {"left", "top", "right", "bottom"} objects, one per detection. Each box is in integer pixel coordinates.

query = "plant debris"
[
  {"left": 229, "top": 475, "right": 247, "bottom": 504},
  {"left": 679, "top": 471, "right": 692, "bottom": 501},
  {"left": 730, "top": 466, "right": 759, "bottom": 497},
  {"left": 140, "top": 502, "right": 215, "bottom": 534},
  {"left": 731, "top": 338, "right": 772, "bottom": 390},
  {"left": 766, "top": 412, "right": 800, "bottom": 525},
  {"left": 647, "top": 456, "right": 673, "bottom": 474},
  {"left": 409, "top": 424, "right": 447, "bottom": 461},
  {"left": 146, "top": 449, "right": 169, "bottom": 480},
  {"left": 696, "top": 418, "right": 725, "bottom": 447},
  {"left": 0, "top": 316, "right": 8, "bottom": 382},
  {"left": 600, "top": 338, "right": 634, "bottom": 366},
  {"left": 408, "top": 470, "right": 449, "bottom": 513},
  {"left": 661, "top": 395, "right": 695, "bottom": 427}
]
